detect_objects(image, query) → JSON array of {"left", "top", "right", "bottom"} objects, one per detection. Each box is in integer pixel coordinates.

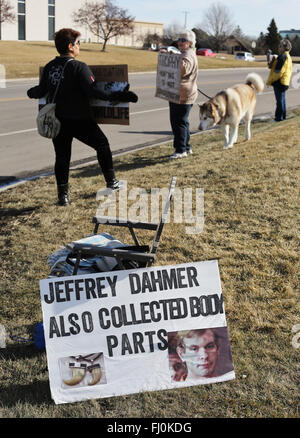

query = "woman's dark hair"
[{"left": 54, "top": 28, "right": 81, "bottom": 55}]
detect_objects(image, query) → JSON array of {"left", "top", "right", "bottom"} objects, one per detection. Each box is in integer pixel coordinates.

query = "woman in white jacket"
[{"left": 168, "top": 30, "right": 198, "bottom": 159}]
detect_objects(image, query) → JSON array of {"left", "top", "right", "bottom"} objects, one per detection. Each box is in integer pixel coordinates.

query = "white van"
[{"left": 235, "top": 52, "right": 255, "bottom": 61}]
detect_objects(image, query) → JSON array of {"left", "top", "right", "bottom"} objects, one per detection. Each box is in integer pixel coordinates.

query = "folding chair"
[{"left": 67, "top": 177, "right": 176, "bottom": 274}]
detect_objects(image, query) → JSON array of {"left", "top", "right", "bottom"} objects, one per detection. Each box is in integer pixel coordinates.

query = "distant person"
[
  {"left": 266, "top": 39, "right": 293, "bottom": 122},
  {"left": 161, "top": 30, "right": 198, "bottom": 159},
  {"left": 266, "top": 49, "right": 272, "bottom": 65},
  {"left": 27, "top": 28, "right": 138, "bottom": 206}
]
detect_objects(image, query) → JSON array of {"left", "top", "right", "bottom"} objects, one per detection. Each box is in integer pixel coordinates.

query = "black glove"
[
  {"left": 27, "top": 87, "right": 38, "bottom": 98},
  {"left": 109, "top": 90, "right": 138, "bottom": 103}
]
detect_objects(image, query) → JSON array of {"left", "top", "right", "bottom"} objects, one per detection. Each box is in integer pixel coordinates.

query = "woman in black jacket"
[{"left": 27, "top": 28, "right": 138, "bottom": 205}]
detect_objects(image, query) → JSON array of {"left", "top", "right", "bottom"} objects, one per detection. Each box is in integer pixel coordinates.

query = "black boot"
[
  {"left": 57, "top": 183, "right": 69, "bottom": 206},
  {"left": 103, "top": 170, "right": 120, "bottom": 191}
]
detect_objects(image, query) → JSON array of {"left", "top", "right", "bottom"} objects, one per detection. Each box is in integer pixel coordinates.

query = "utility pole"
[{"left": 182, "top": 10, "right": 189, "bottom": 28}]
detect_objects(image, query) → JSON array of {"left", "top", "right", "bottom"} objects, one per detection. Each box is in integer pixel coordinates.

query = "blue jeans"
[
  {"left": 273, "top": 85, "right": 287, "bottom": 121},
  {"left": 169, "top": 102, "right": 193, "bottom": 153}
]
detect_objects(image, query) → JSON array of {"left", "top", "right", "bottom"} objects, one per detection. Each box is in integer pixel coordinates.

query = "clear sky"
[{"left": 115, "top": 0, "right": 300, "bottom": 38}]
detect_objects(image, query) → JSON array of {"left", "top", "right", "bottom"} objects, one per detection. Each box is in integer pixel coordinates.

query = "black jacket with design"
[{"left": 27, "top": 56, "right": 111, "bottom": 120}]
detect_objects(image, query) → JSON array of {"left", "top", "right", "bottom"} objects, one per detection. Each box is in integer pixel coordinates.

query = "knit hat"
[{"left": 178, "top": 29, "right": 196, "bottom": 48}]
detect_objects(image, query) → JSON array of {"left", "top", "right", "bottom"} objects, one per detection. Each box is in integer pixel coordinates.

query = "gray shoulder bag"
[{"left": 36, "top": 58, "right": 73, "bottom": 139}]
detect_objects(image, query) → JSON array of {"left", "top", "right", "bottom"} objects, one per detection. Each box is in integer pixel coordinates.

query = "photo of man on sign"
[{"left": 168, "top": 327, "right": 234, "bottom": 382}]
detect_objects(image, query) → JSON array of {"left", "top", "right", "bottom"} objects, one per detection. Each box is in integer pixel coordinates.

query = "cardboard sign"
[
  {"left": 40, "top": 260, "right": 235, "bottom": 404},
  {"left": 89, "top": 64, "right": 129, "bottom": 125},
  {"left": 155, "top": 53, "right": 182, "bottom": 103},
  {"left": 38, "top": 64, "right": 129, "bottom": 125}
]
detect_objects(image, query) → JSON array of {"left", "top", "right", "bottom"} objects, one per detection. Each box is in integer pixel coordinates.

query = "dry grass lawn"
[
  {"left": 0, "top": 41, "right": 267, "bottom": 79},
  {"left": 0, "top": 112, "right": 300, "bottom": 418}
]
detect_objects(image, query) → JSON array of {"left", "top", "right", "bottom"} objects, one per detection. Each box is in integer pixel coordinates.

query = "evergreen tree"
[
  {"left": 290, "top": 35, "right": 300, "bottom": 56},
  {"left": 265, "top": 18, "right": 282, "bottom": 53},
  {"left": 255, "top": 32, "right": 266, "bottom": 54}
]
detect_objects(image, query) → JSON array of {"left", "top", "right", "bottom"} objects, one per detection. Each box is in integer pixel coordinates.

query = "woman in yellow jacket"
[{"left": 266, "top": 39, "right": 293, "bottom": 121}]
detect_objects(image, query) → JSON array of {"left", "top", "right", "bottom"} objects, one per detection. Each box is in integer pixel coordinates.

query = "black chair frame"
[{"left": 67, "top": 177, "right": 176, "bottom": 274}]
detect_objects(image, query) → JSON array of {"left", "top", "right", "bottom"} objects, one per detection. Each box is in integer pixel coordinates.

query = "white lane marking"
[
  {"left": 0, "top": 128, "right": 37, "bottom": 137},
  {"left": 131, "top": 106, "right": 168, "bottom": 115},
  {"left": 1, "top": 87, "right": 300, "bottom": 137},
  {"left": 0, "top": 107, "right": 169, "bottom": 137}
]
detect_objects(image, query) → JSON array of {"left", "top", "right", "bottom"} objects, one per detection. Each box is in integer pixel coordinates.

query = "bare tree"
[
  {"left": 0, "top": 0, "right": 16, "bottom": 40},
  {"left": 192, "top": 27, "right": 211, "bottom": 49},
  {"left": 232, "top": 25, "right": 244, "bottom": 39},
  {"left": 163, "top": 22, "right": 183, "bottom": 44},
  {"left": 73, "top": 0, "right": 135, "bottom": 52},
  {"left": 201, "top": 2, "right": 235, "bottom": 52},
  {"left": 141, "top": 32, "right": 162, "bottom": 50}
]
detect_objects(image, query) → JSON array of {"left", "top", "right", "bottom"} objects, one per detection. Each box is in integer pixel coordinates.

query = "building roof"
[
  {"left": 134, "top": 20, "right": 164, "bottom": 26},
  {"left": 280, "top": 29, "right": 300, "bottom": 32},
  {"left": 225, "top": 36, "right": 252, "bottom": 51}
]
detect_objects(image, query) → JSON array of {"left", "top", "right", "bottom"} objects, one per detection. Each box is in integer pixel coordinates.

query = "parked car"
[
  {"left": 159, "top": 46, "right": 181, "bottom": 54},
  {"left": 196, "top": 48, "right": 216, "bottom": 57},
  {"left": 235, "top": 52, "right": 255, "bottom": 62}
]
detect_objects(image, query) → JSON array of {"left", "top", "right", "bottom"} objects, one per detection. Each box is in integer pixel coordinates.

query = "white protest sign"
[
  {"left": 155, "top": 53, "right": 182, "bottom": 103},
  {"left": 40, "top": 260, "right": 235, "bottom": 404}
]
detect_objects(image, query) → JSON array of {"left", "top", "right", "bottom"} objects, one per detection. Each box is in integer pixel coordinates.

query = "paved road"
[{"left": 1, "top": 67, "right": 300, "bottom": 183}]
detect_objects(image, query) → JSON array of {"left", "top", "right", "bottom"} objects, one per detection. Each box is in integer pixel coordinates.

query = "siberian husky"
[{"left": 198, "top": 73, "right": 264, "bottom": 149}]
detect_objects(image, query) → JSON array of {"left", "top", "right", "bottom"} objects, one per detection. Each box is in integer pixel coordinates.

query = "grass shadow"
[
  {"left": 0, "top": 206, "right": 40, "bottom": 218},
  {"left": 72, "top": 153, "right": 172, "bottom": 179},
  {"left": 0, "top": 342, "right": 51, "bottom": 408},
  {"left": 27, "top": 43, "right": 54, "bottom": 49},
  {"left": 0, "top": 343, "right": 43, "bottom": 361},
  {"left": 0, "top": 380, "right": 51, "bottom": 408}
]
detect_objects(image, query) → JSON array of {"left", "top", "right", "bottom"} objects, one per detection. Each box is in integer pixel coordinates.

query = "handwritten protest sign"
[
  {"left": 39, "top": 64, "right": 129, "bottom": 125},
  {"left": 40, "top": 260, "right": 235, "bottom": 404},
  {"left": 155, "top": 53, "right": 182, "bottom": 103},
  {"left": 89, "top": 64, "right": 129, "bottom": 125}
]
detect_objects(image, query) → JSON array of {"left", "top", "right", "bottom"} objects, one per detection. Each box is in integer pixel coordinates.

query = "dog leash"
[{"left": 197, "top": 88, "right": 212, "bottom": 100}]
